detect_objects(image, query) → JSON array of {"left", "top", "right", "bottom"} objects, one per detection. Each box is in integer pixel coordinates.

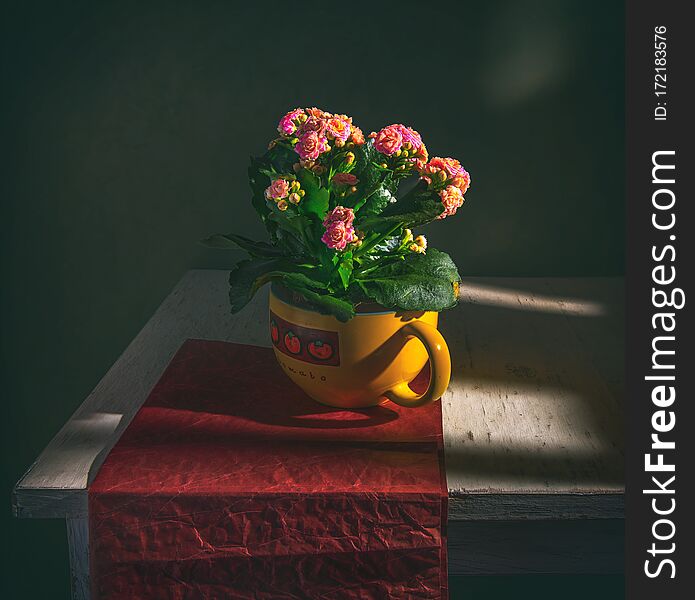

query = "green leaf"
[
  {"left": 373, "top": 235, "right": 404, "bottom": 254},
  {"left": 368, "top": 248, "right": 460, "bottom": 282},
  {"left": 264, "top": 143, "right": 298, "bottom": 174},
  {"left": 297, "top": 169, "right": 329, "bottom": 218},
  {"left": 269, "top": 271, "right": 328, "bottom": 290},
  {"left": 354, "top": 249, "right": 461, "bottom": 312},
  {"left": 396, "top": 248, "right": 460, "bottom": 282},
  {"left": 356, "top": 178, "right": 397, "bottom": 217},
  {"left": 228, "top": 258, "right": 286, "bottom": 313},
  {"left": 350, "top": 141, "right": 399, "bottom": 217},
  {"left": 358, "top": 180, "right": 444, "bottom": 231},
  {"left": 352, "top": 140, "right": 383, "bottom": 195},
  {"left": 228, "top": 257, "right": 327, "bottom": 313},
  {"left": 201, "top": 233, "right": 280, "bottom": 257},
  {"left": 280, "top": 281, "right": 355, "bottom": 322},
  {"left": 356, "top": 275, "right": 457, "bottom": 312},
  {"left": 267, "top": 212, "right": 314, "bottom": 257},
  {"left": 337, "top": 251, "right": 353, "bottom": 290}
]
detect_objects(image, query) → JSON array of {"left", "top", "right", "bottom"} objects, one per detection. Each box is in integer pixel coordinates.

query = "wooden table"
[{"left": 12, "top": 270, "right": 624, "bottom": 599}]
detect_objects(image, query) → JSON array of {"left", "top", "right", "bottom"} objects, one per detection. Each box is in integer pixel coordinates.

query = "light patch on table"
[
  {"left": 442, "top": 277, "right": 623, "bottom": 495},
  {"left": 460, "top": 281, "right": 606, "bottom": 316}
]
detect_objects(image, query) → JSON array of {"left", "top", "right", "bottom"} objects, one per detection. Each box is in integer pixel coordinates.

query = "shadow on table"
[{"left": 441, "top": 277, "right": 624, "bottom": 487}]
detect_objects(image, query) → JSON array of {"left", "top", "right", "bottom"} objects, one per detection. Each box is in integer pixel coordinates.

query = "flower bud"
[
  {"left": 277, "top": 200, "right": 289, "bottom": 211},
  {"left": 335, "top": 138, "right": 345, "bottom": 148},
  {"left": 438, "top": 170, "right": 448, "bottom": 181},
  {"left": 414, "top": 235, "right": 427, "bottom": 249},
  {"left": 401, "top": 150, "right": 409, "bottom": 158},
  {"left": 379, "top": 163, "right": 388, "bottom": 169},
  {"left": 404, "top": 229, "right": 413, "bottom": 242},
  {"left": 350, "top": 186, "right": 358, "bottom": 194},
  {"left": 345, "top": 152, "right": 355, "bottom": 165},
  {"left": 289, "top": 192, "right": 301, "bottom": 204},
  {"left": 298, "top": 189, "right": 306, "bottom": 197}
]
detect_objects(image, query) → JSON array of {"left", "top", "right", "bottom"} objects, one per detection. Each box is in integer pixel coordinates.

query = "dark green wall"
[{"left": 1, "top": 1, "right": 624, "bottom": 597}]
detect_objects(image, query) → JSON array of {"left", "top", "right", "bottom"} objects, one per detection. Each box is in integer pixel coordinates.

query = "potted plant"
[{"left": 206, "top": 107, "right": 471, "bottom": 408}]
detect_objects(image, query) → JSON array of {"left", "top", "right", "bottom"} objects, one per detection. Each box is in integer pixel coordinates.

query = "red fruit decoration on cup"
[
  {"left": 284, "top": 331, "right": 301, "bottom": 355},
  {"left": 308, "top": 340, "right": 334, "bottom": 361}
]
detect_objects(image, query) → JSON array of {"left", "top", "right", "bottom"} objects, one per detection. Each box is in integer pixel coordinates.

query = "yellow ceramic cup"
[{"left": 269, "top": 288, "right": 451, "bottom": 409}]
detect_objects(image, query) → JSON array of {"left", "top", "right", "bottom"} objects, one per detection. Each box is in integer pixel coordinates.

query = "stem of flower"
[
  {"left": 353, "top": 221, "right": 403, "bottom": 258},
  {"left": 353, "top": 254, "right": 404, "bottom": 277}
]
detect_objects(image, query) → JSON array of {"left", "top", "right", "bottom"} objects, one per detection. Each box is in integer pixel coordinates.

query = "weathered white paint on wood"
[{"left": 13, "top": 270, "right": 624, "bottom": 521}]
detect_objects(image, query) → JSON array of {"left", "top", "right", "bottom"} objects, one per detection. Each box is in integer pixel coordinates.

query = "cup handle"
[{"left": 384, "top": 320, "right": 451, "bottom": 408}]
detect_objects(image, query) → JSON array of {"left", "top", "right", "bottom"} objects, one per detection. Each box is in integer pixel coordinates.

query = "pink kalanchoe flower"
[
  {"left": 265, "top": 178, "right": 290, "bottom": 200},
  {"left": 428, "top": 157, "right": 462, "bottom": 178},
  {"left": 419, "top": 156, "right": 468, "bottom": 187},
  {"left": 373, "top": 125, "right": 404, "bottom": 155},
  {"left": 299, "top": 115, "right": 328, "bottom": 136},
  {"left": 350, "top": 126, "right": 365, "bottom": 145},
  {"left": 397, "top": 125, "right": 423, "bottom": 150},
  {"left": 321, "top": 220, "right": 357, "bottom": 251},
  {"left": 412, "top": 142, "right": 429, "bottom": 170},
  {"left": 438, "top": 185, "right": 465, "bottom": 219},
  {"left": 326, "top": 117, "right": 351, "bottom": 142},
  {"left": 306, "top": 107, "right": 330, "bottom": 119},
  {"left": 294, "top": 130, "right": 328, "bottom": 160},
  {"left": 452, "top": 168, "right": 471, "bottom": 194},
  {"left": 323, "top": 205, "right": 355, "bottom": 228},
  {"left": 277, "top": 108, "right": 304, "bottom": 136},
  {"left": 331, "top": 172, "right": 359, "bottom": 186}
]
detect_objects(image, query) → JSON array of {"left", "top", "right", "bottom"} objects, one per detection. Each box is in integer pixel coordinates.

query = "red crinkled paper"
[{"left": 89, "top": 339, "right": 448, "bottom": 599}]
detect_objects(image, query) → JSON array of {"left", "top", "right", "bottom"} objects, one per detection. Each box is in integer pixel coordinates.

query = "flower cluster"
[
  {"left": 321, "top": 206, "right": 358, "bottom": 251},
  {"left": 369, "top": 124, "right": 429, "bottom": 172},
  {"left": 418, "top": 156, "right": 471, "bottom": 218},
  {"left": 213, "top": 106, "right": 473, "bottom": 322},
  {"left": 269, "top": 107, "right": 471, "bottom": 239},
  {"left": 277, "top": 107, "right": 365, "bottom": 168},
  {"left": 264, "top": 177, "right": 304, "bottom": 211}
]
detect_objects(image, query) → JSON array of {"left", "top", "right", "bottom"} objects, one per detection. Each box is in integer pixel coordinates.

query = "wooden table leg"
[{"left": 67, "top": 518, "right": 90, "bottom": 600}]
